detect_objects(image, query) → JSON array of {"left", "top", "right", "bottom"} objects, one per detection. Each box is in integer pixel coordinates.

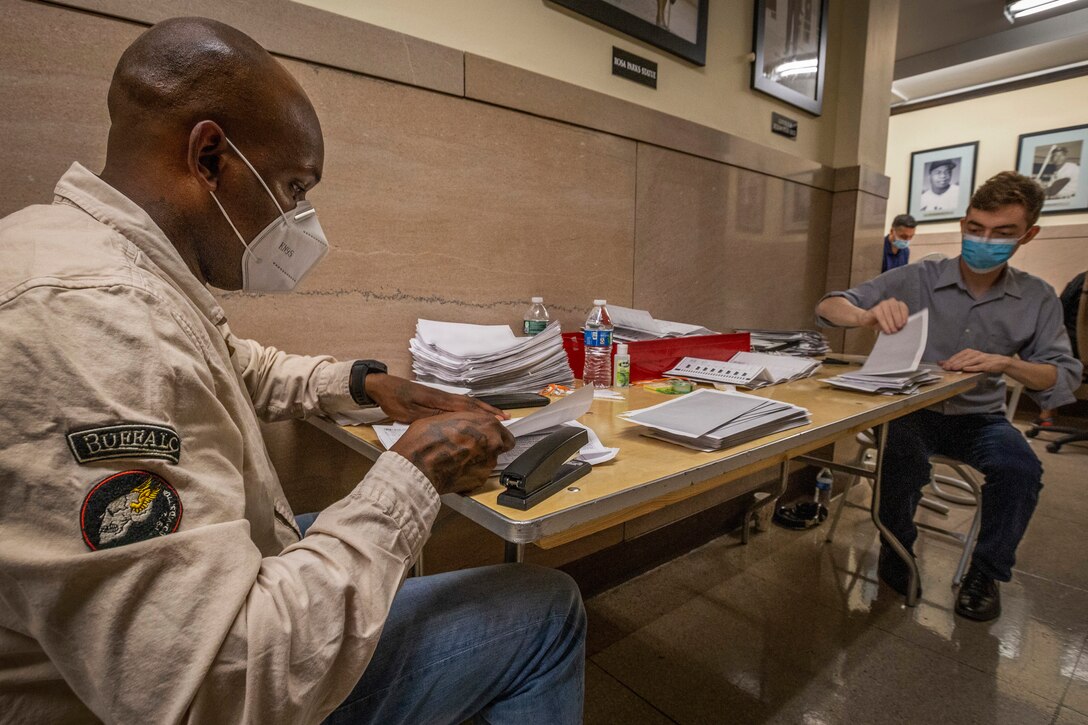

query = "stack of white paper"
[
  {"left": 738, "top": 329, "right": 830, "bottom": 357},
  {"left": 824, "top": 310, "right": 941, "bottom": 395},
  {"left": 607, "top": 305, "right": 716, "bottom": 342},
  {"left": 663, "top": 351, "right": 821, "bottom": 389},
  {"left": 619, "top": 389, "right": 810, "bottom": 452},
  {"left": 410, "top": 319, "right": 574, "bottom": 396},
  {"left": 374, "top": 385, "right": 618, "bottom": 472}
]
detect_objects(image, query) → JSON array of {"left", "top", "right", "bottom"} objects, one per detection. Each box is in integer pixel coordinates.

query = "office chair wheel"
[
  {"left": 1046, "top": 442, "right": 1062, "bottom": 453},
  {"left": 1025, "top": 428, "right": 1039, "bottom": 438}
]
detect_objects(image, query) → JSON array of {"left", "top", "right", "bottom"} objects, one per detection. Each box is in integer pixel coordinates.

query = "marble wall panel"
[
  {"left": 220, "top": 58, "right": 637, "bottom": 373},
  {"left": 0, "top": 0, "right": 137, "bottom": 214},
  {"left": 823, "top": 188, "right": 889, "bottom": 354},
  {"left": 465, "top": 54, "right": 835, "bottom": 191},
  {"left": 43, "top": 0, "right": 464, "bottom": 95},
  {"left": 631, "top": 144, "right": 833, "bottom": 333}
]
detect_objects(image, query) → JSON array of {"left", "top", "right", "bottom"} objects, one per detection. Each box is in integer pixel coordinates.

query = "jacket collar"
[{"left": 52, "top": 162, "right": 227, "bottom": 324}]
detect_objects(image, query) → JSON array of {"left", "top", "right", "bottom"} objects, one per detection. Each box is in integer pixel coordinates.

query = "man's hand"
[
  {"left": 858, "top": 298, "right": 910, "bottom": 334},
  {"left": 391, "top": 412, "right": 516, "bottom": 495},
  {"left": 940, "top": 349, "right": 1011, "bottom": 374},
  {"left": 365, "top": 373, "right": 507, "bottom": 423}
]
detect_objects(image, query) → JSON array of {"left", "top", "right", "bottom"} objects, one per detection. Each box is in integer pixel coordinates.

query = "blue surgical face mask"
[
  {"left": 960, "top": 233, "right": 1022, "bottom": 274},
  {"left": 892, "top": 237, "right": 910, "bottom": 250}
]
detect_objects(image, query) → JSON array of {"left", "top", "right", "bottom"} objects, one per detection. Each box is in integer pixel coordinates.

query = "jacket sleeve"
[
  {"left": 0, "top": 283, "right": 439, "bottom": 725},
  {"left": 225, "top": 332, "right": 364, "bottom": 422}
]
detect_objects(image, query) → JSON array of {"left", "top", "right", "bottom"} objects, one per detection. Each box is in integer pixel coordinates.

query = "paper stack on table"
[
  {"left": 373, "top": 385, "right": 618, "bottom": 472},
  {"left": 410, "top": 319, "right": 574, "bottom": 396},
  {"left": 619, "top": 388, "right": 811, "bottom": 452},
  {"left": 823, "top": 310, "right": 941, "bottom": 395},
  {"left": 663, "top": 351, "right": 821, "bottom": 389},
  {"left": 738, "top": 329, "right": 831, "bottom": 357},
  {"left": 607, "top": 305, "right": 716, "bottom": 342}
]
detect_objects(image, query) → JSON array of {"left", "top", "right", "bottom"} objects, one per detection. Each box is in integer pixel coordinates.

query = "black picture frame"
[
  {"left": 1015, "top": 123, "right": 1088, "bottom": 216},
  {"left": 907, "top": 141, "right": 979, "bottom": 224},
  {"left": 751, "top": 0, "right": 829, "bottom": 116},
  {"left": 549, "top": 0, "right": 709, "bottom": 66}
]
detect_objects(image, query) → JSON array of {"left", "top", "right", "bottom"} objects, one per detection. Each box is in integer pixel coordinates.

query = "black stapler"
[{"left": 497, "top": 427, "right": 591, "bottom": 511}]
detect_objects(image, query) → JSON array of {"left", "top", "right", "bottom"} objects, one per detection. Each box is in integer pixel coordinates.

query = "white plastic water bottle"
[
  {"left": 523, "top": 296, "right": 549, "bottom": 336},
  {"left": 815, "top": 468, "right": 833, "bottom": 508},
  {"left": 582, "top": 299, "right": 614, "bottom": 388}
]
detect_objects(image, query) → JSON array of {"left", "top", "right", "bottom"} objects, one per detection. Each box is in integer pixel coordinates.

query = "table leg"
[
  {"left": 742, "top": 460, "right": 790, "bottom": 544},
  {"left": 504, "top": 541, "right": 525, "bottom": 563},
  {"left": 869, "top": 422, "right": 919, "bottom": 606}
]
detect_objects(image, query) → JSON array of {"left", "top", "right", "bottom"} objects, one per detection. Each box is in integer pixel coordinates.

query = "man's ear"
[
  {"left": 1020, "top": 225, "right": 1042, "bottom": 247},
  {"left": 188, "top": 121, "right": 228, "bottom": 192}
]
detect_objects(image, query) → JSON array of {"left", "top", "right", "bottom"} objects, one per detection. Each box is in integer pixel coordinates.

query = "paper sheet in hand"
[
  {"left": 858, "top": 309, "right": 929, "bottom": 375},
  {"left": 373, "top": 384, "right": 615, "bottom": 471}
]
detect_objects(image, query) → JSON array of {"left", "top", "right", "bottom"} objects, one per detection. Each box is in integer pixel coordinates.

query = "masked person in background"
[
  {"left": 0, "top": 17, "right": 586, "bottom": 724},
  {"left": 816, "top": 172, "right": 1082, "bottom": 623},
  {"left": 882, "top": 213, "right": 916, "bottom": 273}
]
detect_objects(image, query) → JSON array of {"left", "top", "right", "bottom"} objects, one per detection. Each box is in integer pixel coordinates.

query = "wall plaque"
[{"left": 612, "top": 47, "right": 658, "bottom": 89}]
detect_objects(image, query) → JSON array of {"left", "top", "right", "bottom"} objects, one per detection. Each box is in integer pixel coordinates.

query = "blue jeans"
[
  {"left": 878, "top": 409, "right": 1043, "bottom": 581},
  {"left": 295, "top": 515, "right": 586, "bottom": 724}
]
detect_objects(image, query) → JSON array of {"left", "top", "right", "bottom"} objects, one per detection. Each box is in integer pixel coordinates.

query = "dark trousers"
[{"left": 878, "top": 409, "right": 1043, "bottom": 581}]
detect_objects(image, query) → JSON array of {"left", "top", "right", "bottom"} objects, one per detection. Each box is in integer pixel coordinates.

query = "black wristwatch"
[{"left": 349, "top": 359, "right": 388, "bottom": 406}]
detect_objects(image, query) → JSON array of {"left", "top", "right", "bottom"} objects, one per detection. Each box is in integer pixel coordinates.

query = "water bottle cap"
[
  {"left": 593, "top": 299, "right": 607, "bottom": 306},
  {"left": 531, "top": 296, "right": 543, "bottom": 303},
  {"left": 616, "top": 343, "right": 628, "bottom": 355}
]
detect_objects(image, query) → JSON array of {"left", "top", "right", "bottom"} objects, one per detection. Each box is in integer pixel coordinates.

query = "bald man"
[{"left": 0, "top": 17, "right": 585, "bottom": 725}]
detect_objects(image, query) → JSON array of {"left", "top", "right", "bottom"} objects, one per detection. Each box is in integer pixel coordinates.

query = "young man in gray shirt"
[{"left": 816, "top": 172, "right": 1082, "bottom": 621}]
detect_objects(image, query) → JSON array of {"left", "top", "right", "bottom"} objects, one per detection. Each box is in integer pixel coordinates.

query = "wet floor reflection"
[{"left": 585, "top": 430, "right": 1088, "bottom": 724}]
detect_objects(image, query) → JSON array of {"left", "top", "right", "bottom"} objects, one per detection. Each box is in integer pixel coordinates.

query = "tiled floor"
[{"left": 584, "top": 428, "right": 1088, "bottom": 725}]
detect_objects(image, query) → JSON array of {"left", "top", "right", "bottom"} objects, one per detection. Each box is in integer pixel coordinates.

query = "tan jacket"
[{"left": 0, "top": 163, "right": 440, "bottom": 724}]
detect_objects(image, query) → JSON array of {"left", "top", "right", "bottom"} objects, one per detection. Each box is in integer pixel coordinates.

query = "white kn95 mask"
[{"left": 208, "top": 136, "right": 329, "bottom": 293}]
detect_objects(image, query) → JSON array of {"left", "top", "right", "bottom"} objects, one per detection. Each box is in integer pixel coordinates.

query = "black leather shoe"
[
  {"left": 878, "top": 546, "right": 921, "bottom": 598},
  {"left": 955, "top": 566, "right": 1001, "bottom": 622}
]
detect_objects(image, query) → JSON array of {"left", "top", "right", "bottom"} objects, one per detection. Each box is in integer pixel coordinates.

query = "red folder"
[{"left": 562, "top": 332, "right": 750, "bottom": 383}]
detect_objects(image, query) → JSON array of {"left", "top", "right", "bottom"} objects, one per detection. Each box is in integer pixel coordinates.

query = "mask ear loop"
[
  {"left": 223, "top": 136, "right": 289, "bottom": 221},
  {"left": 210, "top": 135, "right": 288, "bottom": 265}
]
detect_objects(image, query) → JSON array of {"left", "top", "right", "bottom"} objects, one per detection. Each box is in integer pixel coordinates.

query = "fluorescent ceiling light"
[{"left": 1004, "top": 0, "right": 1081, "bottom": 22}]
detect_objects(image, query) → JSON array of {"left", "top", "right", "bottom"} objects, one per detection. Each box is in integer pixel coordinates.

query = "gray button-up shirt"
[{"left": 819, "top": 258, "right": 1082, "bottom": 415}]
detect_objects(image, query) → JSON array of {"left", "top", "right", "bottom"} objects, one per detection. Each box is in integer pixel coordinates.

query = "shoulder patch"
[
  {"left": 67, "top": 423, "right": 181, "bottom": 465},
  {"left": 80, "top": 470, "right": 183, "bottom": 551}
]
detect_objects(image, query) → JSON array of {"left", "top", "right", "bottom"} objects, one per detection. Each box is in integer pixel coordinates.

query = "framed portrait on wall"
[
  {"left": 751, "top": 0, "right": 829, "bottom": 116},
  {"left": 1016, "top": 124, "right": 1088, "bottom": 215},
  {"left": 907, "top": 142, "right": 979, "bottom": 224},
  {"left": 549, "top": 0, "right": 709, "bottom": 65}
]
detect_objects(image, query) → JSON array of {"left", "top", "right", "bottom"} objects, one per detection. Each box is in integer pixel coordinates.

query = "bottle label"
[
  {"left": 584, "top": 329, "right": 612, "bottom": 347},
  {"left": 614, "top": 360, "right": 630, "bottom": 387},
  {"left": 523, "top": 320, "right": 547, "bottom": 335}
]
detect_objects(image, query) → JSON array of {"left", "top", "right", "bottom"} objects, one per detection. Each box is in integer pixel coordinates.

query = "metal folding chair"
[{"left": 826, "top": 380, "right": 1024, "bottom": 586}]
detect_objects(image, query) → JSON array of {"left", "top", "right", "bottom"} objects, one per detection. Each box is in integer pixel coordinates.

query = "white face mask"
[{"left": 209, "top": 136, "right": 329, "bottom": 293}]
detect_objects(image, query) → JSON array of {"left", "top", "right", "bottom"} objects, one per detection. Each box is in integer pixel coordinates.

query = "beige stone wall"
[{"left": 0, "top": 0, "right": 895, "bottom": 567}]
